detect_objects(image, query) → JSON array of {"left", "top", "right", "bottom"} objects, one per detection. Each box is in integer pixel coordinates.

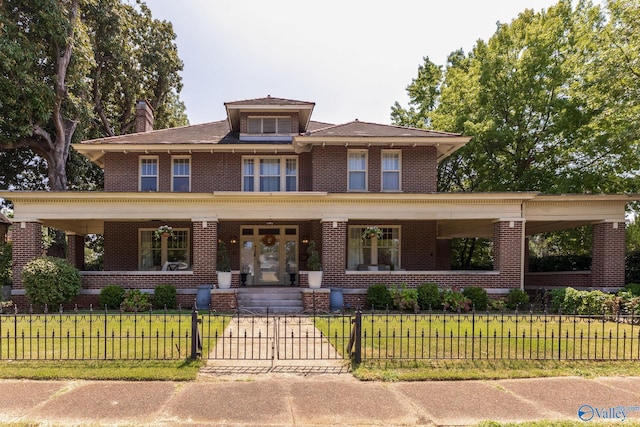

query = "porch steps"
[{"left": 236, "top": 287, "right": 303, "bottom": 314}]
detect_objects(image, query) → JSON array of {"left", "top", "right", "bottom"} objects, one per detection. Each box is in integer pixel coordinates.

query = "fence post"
[
  {"left": 191, "top": 308, "right": 202, "bottom": 359},
  {"left": 352, "top": 309, "right": 362, "bottom": 364}
]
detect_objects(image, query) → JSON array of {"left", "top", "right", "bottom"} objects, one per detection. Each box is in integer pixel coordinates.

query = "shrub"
[
  {"left": 624, "top": 283, "right": 640, "bottom": 296},
  {"left": 417, "top": 282, "right": 441, "bottom": 310},
  {"left": 217, "top": 241, "right": 230, "bottom": 272},
  {"left": 120, "top": 289, "right": 151, "bottom": 312},
  {"left": 0, "top": 242, "right": 12, "bottom": 289},
  {"left": 154, "top": 284, "right": 177, "bottom": 309},
  {"left": 626, "top": 251, "right": 640, "bottom": 284},
  {"left": 550, "top": 288, "right": 566, "bottom": 312},
  {"left": 488, "top": 298, "right": 506, "bottom": 311},
  {"left": 441, "top": 287, "right": 471, "bottom": 312},
  {"left": 367, "top": 283, "right": 392, "bottom": 310},
  {"left": 22, "top": 256, "right": 81, "bottom": 307},
  {"left": 390, "top": 284, "right": 419, "bottom": 312},
  {"left": 505, "top": 289, "right": 530, "bottom": 310},
  {"left": 99, "top": 285, "right": 125, "bottom": 309},
  {"left": 462, "top": 287, "right": 488, "bottom": 311}
]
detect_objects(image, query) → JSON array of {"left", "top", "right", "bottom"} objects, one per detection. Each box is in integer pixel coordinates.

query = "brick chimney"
[{"left": 135, "top": 100, "right": 154, "bottom": 132}]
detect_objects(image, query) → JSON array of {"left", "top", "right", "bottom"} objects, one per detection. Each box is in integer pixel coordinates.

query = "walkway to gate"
[{"left": 200, "top": 315, "right": 350, "bottom": 376}]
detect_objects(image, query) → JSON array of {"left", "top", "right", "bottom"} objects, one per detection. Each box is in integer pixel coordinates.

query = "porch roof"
[{"left": 2, "top": 191, "right": 634, "bottom": 238}]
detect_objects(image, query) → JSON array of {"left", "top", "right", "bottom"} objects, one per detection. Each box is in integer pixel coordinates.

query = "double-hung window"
[
  {"left": 381, "top": 150, "right": 401, "bottom": 191},
  {"left": 172, "top": 156, "right": 191, "bottom": 192},
  {"left": 242, "top": 156, "right": 297, "bottom": 192},
  {"left": 140, "top": 156, "right": 158, "bottom": 191},
  {"left": 348, "top": 150, "right": 367, "bottom": 191}
]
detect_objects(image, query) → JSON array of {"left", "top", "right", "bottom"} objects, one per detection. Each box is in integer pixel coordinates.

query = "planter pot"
[
  {"left": 217, "top": 271, "right": 232, "bottom": 289},
  {"left": 308, "top": 271, "right": 323, "bottom": 289},
  {"left": 196, "top": 285, "right": 212, "bottom": 309}
]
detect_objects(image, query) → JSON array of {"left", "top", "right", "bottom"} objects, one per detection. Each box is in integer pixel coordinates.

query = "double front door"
[{"left": 240, "top": 226, "right": 298, "bottom": 285}]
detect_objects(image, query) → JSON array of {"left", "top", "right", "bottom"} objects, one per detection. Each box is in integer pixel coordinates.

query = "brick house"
[{"left": 3, "top": 96, "right": 634, "bottom": 310}]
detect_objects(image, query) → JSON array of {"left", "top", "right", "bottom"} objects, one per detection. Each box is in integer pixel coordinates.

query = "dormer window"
[
  {"left": 247, "top": 117, "right": 291, "bottom": 135},
  {"left": 241, "top": 116, "right": 293, "bottom": 142}
]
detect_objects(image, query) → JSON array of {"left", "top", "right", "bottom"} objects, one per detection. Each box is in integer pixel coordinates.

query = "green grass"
[
  {"left": 478, "top": 421, "right": 640, "bottom": 427},
  {"left": 352, "top": 359, "right": 640, "bottom": 381},
  {"left": 0, "top": 359, "right": 202, "bottom": 380},
  {"left": 0, "top": 312, "right": 228, "bottom": 360}
]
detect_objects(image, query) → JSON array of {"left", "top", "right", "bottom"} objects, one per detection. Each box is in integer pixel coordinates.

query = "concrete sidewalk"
[{"left": 0, "top": 374, "right": 639, "bottom": 426}]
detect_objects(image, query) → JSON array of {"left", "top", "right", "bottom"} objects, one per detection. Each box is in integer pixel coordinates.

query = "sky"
[{"left": 143, "top": 0, "right": 566, "bottom": 126}]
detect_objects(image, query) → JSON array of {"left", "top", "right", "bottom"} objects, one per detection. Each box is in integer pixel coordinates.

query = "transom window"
[
  {"left": 139, "top": 156, "right": 158, "bottom": 192},
  {"left": 381, "top": 150, "right": 401, "bottom": 191},
  {"left": 243, "top": 157, "right": 297, "bottom": 192},
  {"left": 348, "top": 150, "right": 367, "bottom": 191},
  {"left": 247, "top": 117, "right": 291, "bottom": 135},
  {"left": 348, "top": 226, "right": 400, "bottom": 269},
  {"left": 172, "top": 156, "right": 191, "bottom": 192},
  {"left": 139, "top": 228, "right": 189, "bottom": 270}
]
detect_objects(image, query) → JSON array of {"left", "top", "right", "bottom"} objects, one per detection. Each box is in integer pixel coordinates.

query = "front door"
[{"left": 240, "top": 226, "right": 298, "bottom": 286}]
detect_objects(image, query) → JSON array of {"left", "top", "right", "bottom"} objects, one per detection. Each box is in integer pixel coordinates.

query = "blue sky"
[{"left": 143, "top": 0, "right": 569, "bottom": 126}]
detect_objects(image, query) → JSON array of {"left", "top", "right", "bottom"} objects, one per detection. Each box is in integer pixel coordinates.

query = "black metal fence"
[
  {"left": 351, "top": 310, "right": 640, "bottom": 362},
  {"left": 1, "top": 307, "right": 638, "bottom": 363}
]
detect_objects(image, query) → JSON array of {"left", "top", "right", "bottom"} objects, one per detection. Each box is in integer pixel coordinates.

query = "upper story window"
[
  {"left": 139, "top": 156, "right": 158, "bottom": 192},
  {"left": 243, "top": 156, "right": 297, "bottom": 192},
  {"left": 381, "top": 150, "right": 401, "bottom": 191},
  {"left": 348, "top": 150, "right": 367, "bottom": 191},
  {"left": 247, "top": 117, "right": 292, "bottom": 135},
  {"left": 172, "top": 156, "right": 191, "bottom": 192}
]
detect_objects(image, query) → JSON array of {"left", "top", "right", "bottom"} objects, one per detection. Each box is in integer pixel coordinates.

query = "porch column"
[
  {"left": 192, "top": 218, "right": 217, "bottom": 284},
  {"left": 66, "top": 233, "right": 85, "bottom": 270},
  {"left": 436, "top": 239, "right": 452, "bottom": 270},
  {"left": 11, "top": 221, "right": 43, "bottom": 289},
  {"left": 591, "top": 221, "right": 625, "bottom": 289},
  {"left": 493, "top": 219, "right": 525, "bottom": 289},
  {"left": 321, "top": 218, "right": 348, "bottom": 285}
]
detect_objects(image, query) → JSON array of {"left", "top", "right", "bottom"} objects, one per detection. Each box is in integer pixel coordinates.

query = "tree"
[
  {"left": 0, "top": 0, "right": 188, "bottom": 192},
  {"left": 392, "top": 0, "right": 640, "bottom": 264}
]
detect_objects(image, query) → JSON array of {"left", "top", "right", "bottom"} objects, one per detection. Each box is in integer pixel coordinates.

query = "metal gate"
[{"left": 198, "top": 313, "right": 353, "bottom": 361}]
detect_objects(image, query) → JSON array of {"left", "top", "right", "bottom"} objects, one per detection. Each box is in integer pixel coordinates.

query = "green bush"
[
  {"left": 153, "top": 284, "right": 177, "bottom": 309},
  {"left": 505, "top": 288, "right": 530, "bottom": 310},
  {"left": 550, "top": 288, "right": 566, "bottom": 312},
  {"left": 120, "top": 289, "right": 151, "bottom": 312},
  {"left": 417, "top": 282, "right": 441, "bottom": 310},
  {"left": 441, "top": 287, "right": 471, "bottom": 312},
  {"left": 462, "top": 287, "right": 488, "bottom": 311},
  {"left": 99, "top": 285, "right": 125, "bottom": 309},
  {"left": 390, "top": 284, "right": 419, "bottom": 312},
  {"left": 367, "top": 283, "right": 392, "bottom": 310},
  {"left": 624, "top": 283, "right": 640, "bottom": 296},
  {"left": 626, "top": 251, "right": 640, "bottom": 284},
  {"left": 488, "top": 298, "right": 506, "bottom": 311},
  {"left": 22, "top": 256, "right": 81, "bottom": 307},
  {"left": 0, "top": 242, "right": 12, "bottom": 289}
]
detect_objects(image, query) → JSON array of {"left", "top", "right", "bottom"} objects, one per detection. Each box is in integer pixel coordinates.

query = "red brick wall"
[
  {"left": 11, "top": 222, "right": 43, "bottom": 289},
  {"left": 193, "top": 220, "right": 216, "bottom": 285},
  {"left": 302, "top": 289, "right": 329, "bottom": 312},
  {"left": 322, "top": 220, "right": 347, "bottom": 285},
  {"left": 525, "top": 272, "right": 592, "bottom": 288},
  {"left": 104, "top": 153, "right": 138, "bottom": 191},
  {"left": 493, "top": 220, "right": 523, "bottom": 287},
  {"left": 67, "top": 234, "right": 85, "bottom": 269},
  {"left": 591, "top": 221, "right": 625, "bottom": 288}
]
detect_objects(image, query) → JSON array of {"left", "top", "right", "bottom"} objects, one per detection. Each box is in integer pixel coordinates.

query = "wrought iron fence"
[
  {"left": 0, "top": 307, "right": 194, "bottom": 360},
  {"left": 200, "top": 312, "right": 353, "bottom": 362},
  {"left": 352, "top": 310, "right": 640, "bottom": 362}
]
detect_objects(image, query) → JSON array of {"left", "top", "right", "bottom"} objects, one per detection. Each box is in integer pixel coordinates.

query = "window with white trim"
[
  {"left": 172, "top": 156, "right": 191, "bottom": 192},
  {"left": 247, "top": 117, "right": 292, "bottom": 135},
  {"left": 139, "top": 156, "right": 158, "bottom": 192},
  {"left": 139, "top": 228, "right": 190, "bottom": 270},
  {"left": 348, "top": 150, "right": 367, "bottom": 191},
  {"left": 348, "top": 226, "right": 400, "bottom": 269},
  {"left": 242, "top": 156, "right": 297, "bottom": 192},
  {"left": 381, "top": 150, "right": 401, "bottom": 191}
]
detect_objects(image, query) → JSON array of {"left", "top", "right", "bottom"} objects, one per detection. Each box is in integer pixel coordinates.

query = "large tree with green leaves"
[
  {"left": 393, "top": 0, "right": 640, "bottom": 266},
  {"left": 0, "top": 0, "right": 187, "bottom": 192}
]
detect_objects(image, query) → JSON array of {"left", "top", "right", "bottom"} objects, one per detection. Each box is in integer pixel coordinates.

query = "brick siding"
[{"left": 591, "top": 221, "right": 625, "bottom": 288}]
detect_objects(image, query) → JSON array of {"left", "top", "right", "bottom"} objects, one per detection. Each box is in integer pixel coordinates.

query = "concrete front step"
[{"left": 236, "top": 287, "right": 304, "bottom": 314}]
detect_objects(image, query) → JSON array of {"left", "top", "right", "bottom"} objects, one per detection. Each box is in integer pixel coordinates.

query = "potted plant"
[
  {"left": 154, "top": 225, "right": 175, "bottom": 240},
  {"left": 361, "top": 226, "right": 383, "bottom": 240},
  {"left": 306, "top": 240, "right": 322, "bottom": 288},
  {"left": 217, "top": 241, "right": 232, "bottom": 289}
]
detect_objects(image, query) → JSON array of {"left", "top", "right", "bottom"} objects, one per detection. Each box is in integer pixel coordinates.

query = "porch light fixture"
[
  {"left": 229, "top": 236, "right": 237, "bottom": 244},
  {"left": 302, "top": 237, "right": 309, "bottom": 244}
]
